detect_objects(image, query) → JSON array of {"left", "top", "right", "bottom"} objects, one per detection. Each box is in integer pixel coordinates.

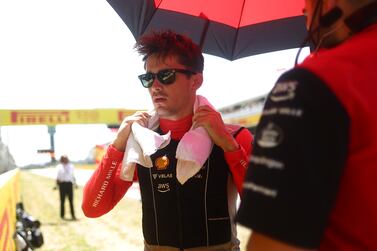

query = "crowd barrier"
[{"left": 0, "top": 169, "right": 20, "bottom": 251}]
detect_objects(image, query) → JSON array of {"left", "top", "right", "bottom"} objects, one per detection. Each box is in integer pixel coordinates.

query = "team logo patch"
[
  {"left": 155, "top": 155, "right": 169, "bottom": 170},
  {"left": 257, "top": 122, "right": 284, "bottom": 148}
]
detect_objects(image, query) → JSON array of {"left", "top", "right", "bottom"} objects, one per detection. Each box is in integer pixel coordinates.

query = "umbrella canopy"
[{"left": 107, "top": 0, "right": 307, "bottom": 61}]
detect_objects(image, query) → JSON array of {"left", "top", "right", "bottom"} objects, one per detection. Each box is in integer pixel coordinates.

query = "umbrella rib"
[
  {"left": 199, "top": 13, "right": 210, "bottom": 49},
  {"left": 141, "top": 0, "right": 165, "bottom": 35},
  {"left": 231, "top": 0, "right": 247, "bottom": 60}
]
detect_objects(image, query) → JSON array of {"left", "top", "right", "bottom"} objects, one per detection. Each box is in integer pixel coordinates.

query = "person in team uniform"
[{"left": 236, "top": 0, "right": 377, "bottom": 250}]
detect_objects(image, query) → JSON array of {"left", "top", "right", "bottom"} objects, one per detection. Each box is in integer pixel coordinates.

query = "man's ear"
[{"left": 192, "top": 73, "right": 203, "bottom": 90}]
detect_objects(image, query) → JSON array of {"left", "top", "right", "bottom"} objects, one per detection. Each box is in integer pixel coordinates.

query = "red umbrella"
[{"left": 107, "top": 0, "right": 307, "bottom": 61}]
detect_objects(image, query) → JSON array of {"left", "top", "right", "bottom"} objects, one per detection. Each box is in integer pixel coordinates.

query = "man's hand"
[
  {"left": 112, "top": 111, "right": 151, "bottom": 152},
  {"left": 192, "top": 105, "right": 239, "bottom": 152}
]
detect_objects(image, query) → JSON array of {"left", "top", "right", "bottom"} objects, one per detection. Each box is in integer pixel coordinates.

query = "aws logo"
[
  {"left": 270, "top": 81, "right": 298, "bottom": 102},
  {"left": 157, "top": 183, "right": 170, "bottom": 193}
]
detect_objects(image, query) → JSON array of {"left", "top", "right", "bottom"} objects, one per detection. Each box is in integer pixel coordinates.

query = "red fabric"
[
  {"left": 82, "top": 117, "right": 253, "bottom": 217},
  {"left": 224, "top": 128, "right": 253, "bottom": 194},
  {"left": 154, "top": 0, "right": 303, "bottom": 27},
  {"left": 81, "top": 145, "right": 131, "bottom": 218},
  {"left": 301, "top": 24, "right": 377, "bottom": 251},
  {"left": 159, "top": 114, "right": 192, "bottom": 140},
  {"left": 160, "top": 114, "right": 253, "bottom": 194},
  {"left": 241, "top": 0, "right": 303, "bottom": 26}
]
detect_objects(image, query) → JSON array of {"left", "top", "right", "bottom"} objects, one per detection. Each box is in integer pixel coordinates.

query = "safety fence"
[{"left": 0, "top": 169, "right": 20, "bottom": 251}]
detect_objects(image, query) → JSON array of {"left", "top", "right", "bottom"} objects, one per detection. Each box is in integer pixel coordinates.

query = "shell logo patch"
[{"left": 155, "top": 155, "right": 169, "bottom": 170}]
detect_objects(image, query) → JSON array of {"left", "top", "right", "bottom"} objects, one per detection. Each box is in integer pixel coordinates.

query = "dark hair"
[
  {"left": 60, "top": 155, "right": 69, "bottom": 163},
  {"left": 135, "top": 30, "right": 204, "bottom": 73}
]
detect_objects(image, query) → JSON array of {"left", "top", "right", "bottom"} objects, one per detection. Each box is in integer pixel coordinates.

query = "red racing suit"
[{"left": 82, "top": 117, "right": 253, "bottom": 249}]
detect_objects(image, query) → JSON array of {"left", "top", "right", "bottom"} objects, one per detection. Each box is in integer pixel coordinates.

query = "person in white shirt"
[{"left": 56, "top": 155, "right": 76, "bottom": 220}]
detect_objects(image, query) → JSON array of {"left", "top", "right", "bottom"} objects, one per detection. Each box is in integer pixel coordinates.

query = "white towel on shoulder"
[
  {"left": 120, "top": 95, "right": 214, "bottom": 184},
  {"left": 175, "top": 96, "right": 214, "bottom": 184}
]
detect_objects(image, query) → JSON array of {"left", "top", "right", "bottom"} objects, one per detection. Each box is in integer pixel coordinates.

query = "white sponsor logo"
[
  {"left": 270, "top": 81, "right": 298, "bottom": 102},
  {"left": 279, "top": 107, "right": 303, "bottom": 117},
  {"left": 92, "top": 161, "right": 118, "bottom": 207},
  {"left": 263, "top": 107, "right": 303, "bottom": 117},
  {"left": 243, "top": 182, "right": 277, "bottom": 198},
  {"left": 263, "top": 108, "right": 278, "bottom": 115},
  {"left": 250, "top": 155, "right": 284, "bottom": 170},
  {"left": 257, "top": 123, "right": 284, "bottom": 148},
  {"left": 153, "top": 173, "right": 173, "bottom": 179},
  {"left": 157, "top": 183, "right": 170, "bottom": 193},
  {"left": 240, "top": 160, "right": 248, "bottom": 169},
  {"left": 159, "top": 173, "right": 173, "bottom": 179}
]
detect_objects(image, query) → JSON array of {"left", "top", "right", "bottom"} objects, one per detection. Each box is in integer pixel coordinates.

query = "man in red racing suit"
[{"left": 82, "top": 30, "right": 253, "bottom": 251}]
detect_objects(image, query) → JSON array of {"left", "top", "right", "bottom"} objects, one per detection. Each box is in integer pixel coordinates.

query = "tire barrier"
[{"left": 14, "top": 202, "right": 44, "bottom": 251}]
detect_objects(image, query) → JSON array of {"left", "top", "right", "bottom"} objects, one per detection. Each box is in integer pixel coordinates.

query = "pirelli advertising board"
[{"left": 0, "top": 109, "right": 140, "bottom": 126}]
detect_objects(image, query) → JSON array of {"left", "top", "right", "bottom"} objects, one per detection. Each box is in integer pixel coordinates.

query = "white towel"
[
  {"left": 120, "top": 95, "right": 214, "bottom": 184},
  {"left": 120, "top": 110, "right": 171, "bottom": 181},
  {"left": 175, "top": 96, "right": 214, "bottom": 184}
]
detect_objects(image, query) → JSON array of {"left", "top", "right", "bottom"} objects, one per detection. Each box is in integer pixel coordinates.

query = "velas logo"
[{"left": 155, "top": 156, "right": 169, "bottom": 170}]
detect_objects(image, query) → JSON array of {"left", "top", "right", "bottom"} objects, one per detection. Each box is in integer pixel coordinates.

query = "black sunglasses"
[{"left": 138, "top": 68, "right": 197, "bottom": 88}]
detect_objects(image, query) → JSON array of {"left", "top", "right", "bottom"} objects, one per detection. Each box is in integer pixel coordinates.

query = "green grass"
[{"left": 20, "top": 170, "right": 144, "bottom": 251}]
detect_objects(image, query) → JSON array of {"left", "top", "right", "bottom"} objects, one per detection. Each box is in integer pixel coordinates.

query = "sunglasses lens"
[
  {"left": 139, "top": 73, "right": 154, "bottom": 88},
  {"left": 158, "top": 70, "right": 176, "bottom": 84},
  {"left": 138, "top": 69, "right": 183, "bottom": 88}
]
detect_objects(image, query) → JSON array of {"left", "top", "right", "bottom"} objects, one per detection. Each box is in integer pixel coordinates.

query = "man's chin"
[
  {"left": 156, "top": 108, "right": 179, "bottom": 119},
  {"left": 154, "top": 106, "right": 168, "bottom": 116}
]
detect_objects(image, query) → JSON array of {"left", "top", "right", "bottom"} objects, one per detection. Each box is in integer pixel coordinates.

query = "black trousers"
[{"left": 58, "top": 182, "right": 75, "bottom": 219}]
